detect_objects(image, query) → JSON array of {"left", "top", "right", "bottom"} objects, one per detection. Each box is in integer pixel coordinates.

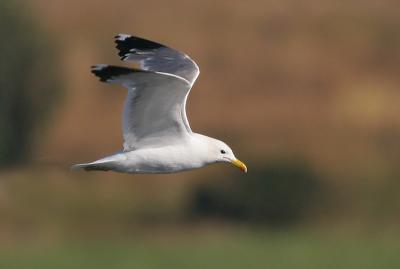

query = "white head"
[{"left": 202, "top": 136, "right": 247, "bottom": 173}]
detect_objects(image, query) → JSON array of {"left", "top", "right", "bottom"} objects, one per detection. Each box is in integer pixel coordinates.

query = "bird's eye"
[{"left": 220, "top": 150, "right": 226, "bottom": 154}]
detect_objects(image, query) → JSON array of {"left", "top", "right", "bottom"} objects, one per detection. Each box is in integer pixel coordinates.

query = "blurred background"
[{"left": 1, "top": 0, "right": 400, "bottom": 267}]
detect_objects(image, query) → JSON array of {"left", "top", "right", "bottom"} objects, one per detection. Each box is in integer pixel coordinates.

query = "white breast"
[{"left": 115, "top": 137, "right": 209, "bottom": 173}]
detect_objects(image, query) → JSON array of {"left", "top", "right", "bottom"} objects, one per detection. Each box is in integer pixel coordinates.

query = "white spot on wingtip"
[
  {"left": 116, "top": 34, "right": 131, "bottom": 41},
  {"left": 122, "top": 53, "right": 131, "bottom": 60},
  {"left": 92, "top": 64, "right": 108, "bottom": 70}
]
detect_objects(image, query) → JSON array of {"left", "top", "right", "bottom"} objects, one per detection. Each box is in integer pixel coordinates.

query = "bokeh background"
[{"left": 1, "top": 0, "right": 400, "bottom": 267}]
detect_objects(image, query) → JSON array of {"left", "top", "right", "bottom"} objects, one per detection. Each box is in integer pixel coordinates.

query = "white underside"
[{"left": 71, "top": 133, "right": 217, "bottom": 174}]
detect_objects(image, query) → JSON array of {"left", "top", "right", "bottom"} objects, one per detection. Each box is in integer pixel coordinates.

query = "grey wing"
[
  {"left": 91, "top": 65, "right": 192, "bottom": 151},
  {"left": 115, "top": 34, "right": 200, "bottom": 86}
]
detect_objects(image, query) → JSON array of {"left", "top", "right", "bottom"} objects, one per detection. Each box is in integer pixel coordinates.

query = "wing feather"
[
  {"left": 115, "top": 34, "right": 200, "bottom": 86},
  {"left": 91, "top": 65, "right": 192, "bottom": 151}
]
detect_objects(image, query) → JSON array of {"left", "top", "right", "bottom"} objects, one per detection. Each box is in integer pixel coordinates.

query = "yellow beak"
[{"left": 231, "top": 159, "right": 248, "bottom": 173}]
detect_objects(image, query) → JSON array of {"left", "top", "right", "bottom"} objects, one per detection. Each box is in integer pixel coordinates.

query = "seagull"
[{"left": 71, "top": 34, "right": 247, "bottom": 174}]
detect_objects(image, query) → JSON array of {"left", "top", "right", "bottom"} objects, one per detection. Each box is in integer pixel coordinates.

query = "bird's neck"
[{"left": 190, "top": 133, "right": 218, "bottom": 164}]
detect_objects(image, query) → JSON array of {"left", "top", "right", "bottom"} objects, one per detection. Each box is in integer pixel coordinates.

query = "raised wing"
[
  {"left": 115, "top": 34, "right": 200, "bottom": 86},
  {"left": 91, "top": 65, "right": 192, "bottom": 151}
]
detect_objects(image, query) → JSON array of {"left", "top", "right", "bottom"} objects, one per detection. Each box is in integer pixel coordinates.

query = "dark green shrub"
[
  {"left": 190, "top": 160, "right": 321, "bottom": 226},
  {"left": 0, "top": 1, "right": 59, "bottom": 167}
]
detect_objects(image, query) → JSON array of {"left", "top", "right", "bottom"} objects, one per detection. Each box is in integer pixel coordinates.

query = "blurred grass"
[{"left": 0, "top": 230, "right": 399, "bottom": 269}]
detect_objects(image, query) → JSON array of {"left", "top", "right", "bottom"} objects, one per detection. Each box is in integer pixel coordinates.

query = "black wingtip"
[
  {"left": 91, "top": 65, "right": 147, "bottom": 82},
  {"left": 114, "top": 34, "right": 165, "bottom": 59}
]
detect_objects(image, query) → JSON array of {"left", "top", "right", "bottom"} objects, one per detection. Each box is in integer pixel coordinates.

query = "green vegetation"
[
  {"left": 190, "top": 160, "right": 321, "bottom": 226},
  {"left": 0, "top": 0, "right": 59, "bottom": 167},
  {"left": 0, "top": 231, "right": 399, "bottom": 269}
]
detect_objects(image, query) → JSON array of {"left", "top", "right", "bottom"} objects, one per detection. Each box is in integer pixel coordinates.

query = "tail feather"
[
  {"left": 70, "top": 163, "right": 86, "bottom": 171},
  {"left": 70, "top": 162, "right": 112, "bottom": 172},
  {"left": 71, "top": 153, "right": 124, "bottom": 172}
]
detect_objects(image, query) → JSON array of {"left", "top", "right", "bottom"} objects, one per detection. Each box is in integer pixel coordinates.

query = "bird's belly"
[{"left": 115, "top": 148, "right": 203, "bottom": 174}]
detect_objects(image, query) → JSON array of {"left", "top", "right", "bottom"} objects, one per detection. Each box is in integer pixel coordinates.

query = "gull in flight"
[{"left": 71, "top": 34, "right": 247, "bottom": 173}]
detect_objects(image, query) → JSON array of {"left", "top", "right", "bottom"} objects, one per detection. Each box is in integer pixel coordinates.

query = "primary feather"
[{"left": 115, "top": 34, "right": 199, "bottom": 86}]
